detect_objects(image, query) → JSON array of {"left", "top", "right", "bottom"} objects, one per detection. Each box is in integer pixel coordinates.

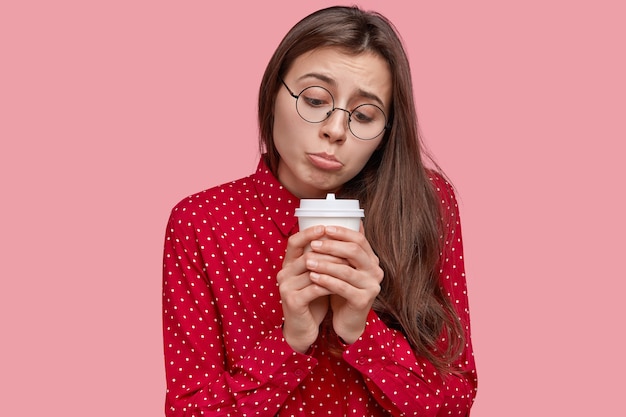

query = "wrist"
[
  {"left": 334, "top": 325, "right": 365, "bottom": 345},
  {"left": 282, "top": 323, "right": 316, "bottom": 354}
]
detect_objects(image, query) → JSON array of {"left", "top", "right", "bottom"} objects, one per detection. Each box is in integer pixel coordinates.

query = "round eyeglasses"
[{"left": 281, "top": 79, "right": 388, "bottom": 140}]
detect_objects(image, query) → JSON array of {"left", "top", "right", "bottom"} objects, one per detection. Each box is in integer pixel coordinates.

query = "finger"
[
  {"left": 279, "top": 250, "right": 347, "bottom": 288},
  {"left": 304, "top": 250, "right": 350, "bottom": 267},
  {"left": 323, "top": 226, "right": 373, "bottom": 254},
  {"left": 307, "top": 252, "right": 383, "bottom": 290},
  {"left": 277, "top": 268, "right": 315, "bottom": 290},
  {"left": 324, "top": 225, "right": 363, "bottom": 242},
  {"left": 280, "top": 278, "right": 333, "bottom": 312},
  {"left": 309, "top": 263, "right": 371, "bottom": 291},
  {"left": 310, "top": 270, "right": 380, "bottom": 303},
  {"left": 310, "top": 237, "right": 373, "bottom": 271},
  {"left": 283, "top": 225, "right": 326, "bottom": 263}
]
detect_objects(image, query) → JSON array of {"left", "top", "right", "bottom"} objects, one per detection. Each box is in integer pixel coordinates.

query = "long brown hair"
[{"left": 258, "top": 6, "right": 464, "bottom": 374}]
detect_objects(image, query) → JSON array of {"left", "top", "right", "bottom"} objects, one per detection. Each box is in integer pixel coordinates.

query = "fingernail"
[
  {"left": 306, "top": 259, "right": 318, "bottom": 268},
  {"left": 310, "top": 240, "right": 322, "bottom": 249},
  {"left": 310, "top": 272, "right": 320, "bottom": 281},
  {"left": 326, "top": 226, "right": 337, "bottom": 233}
]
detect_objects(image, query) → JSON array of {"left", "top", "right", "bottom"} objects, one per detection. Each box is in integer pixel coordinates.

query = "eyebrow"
[{"left": 296, "top": 72, "right": 386, "bottom": 108}]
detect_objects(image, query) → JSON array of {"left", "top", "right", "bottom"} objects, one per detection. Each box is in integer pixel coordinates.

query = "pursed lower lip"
[{"left": 307, "top": 153, "right": 343, "bottom": 171}]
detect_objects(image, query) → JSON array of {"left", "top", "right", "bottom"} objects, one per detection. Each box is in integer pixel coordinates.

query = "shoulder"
[
  {"left": 427, "top": 170, "right": 458, "bottom": 206},
  {"left": 426, "top": 169, "right": 462, "bottom": 235},
  {"left": 167, "top": 174, "right": 256, "bottom": 224}
]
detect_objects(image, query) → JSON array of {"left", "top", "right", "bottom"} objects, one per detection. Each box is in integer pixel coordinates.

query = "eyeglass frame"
[{"left": 279, "top": 78, "right": 390, "bottom": 140}]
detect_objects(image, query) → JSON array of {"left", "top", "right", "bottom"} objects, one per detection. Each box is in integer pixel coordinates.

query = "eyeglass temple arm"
[{"left": 279, "top": 78, "right": 299, "bottom": 99}]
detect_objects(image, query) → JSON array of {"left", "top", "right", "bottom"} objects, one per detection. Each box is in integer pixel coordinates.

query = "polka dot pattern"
[{"left": 162, "top": 158, "right": 477, "bottom": 416}]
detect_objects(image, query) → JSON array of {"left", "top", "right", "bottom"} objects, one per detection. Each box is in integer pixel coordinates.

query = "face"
[{"left": 273, "top": 47, "right": 392, "bottom": 198}]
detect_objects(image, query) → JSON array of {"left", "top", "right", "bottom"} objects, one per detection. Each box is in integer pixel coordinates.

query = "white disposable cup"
[{"left": 295, "top": 193, "right": 364, "bottom": 232}]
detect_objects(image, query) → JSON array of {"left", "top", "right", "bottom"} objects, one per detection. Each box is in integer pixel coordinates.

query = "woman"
[{"left": 162, "top": 6, "right": 477, "bottom": 416}]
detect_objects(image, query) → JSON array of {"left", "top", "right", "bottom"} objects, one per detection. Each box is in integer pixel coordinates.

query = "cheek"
[
  {"left": 354, "top": 140, "right": 382, "bottom": 166},
  {"left": 340, "top": 144, "right": 377, "bottom": 180},
  {"left": 273, "top": 100, "right": 297, "bottom": 145}
]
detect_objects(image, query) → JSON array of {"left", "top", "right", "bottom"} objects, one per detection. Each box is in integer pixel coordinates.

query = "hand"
[
  {"left": 306, "top": 224, "right": 384, "bottom": 344},
  {"left": 277, "top": 225, "right": 333, "bottom": 353}
]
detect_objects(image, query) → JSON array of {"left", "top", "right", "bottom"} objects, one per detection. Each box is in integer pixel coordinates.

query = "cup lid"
[{"left": 295, "top": 193, "right": 364, "bottom": 217}]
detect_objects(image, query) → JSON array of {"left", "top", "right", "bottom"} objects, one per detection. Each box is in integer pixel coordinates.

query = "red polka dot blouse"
[{"left": 162, "top": 158, "right": 477, "bottom": 416}]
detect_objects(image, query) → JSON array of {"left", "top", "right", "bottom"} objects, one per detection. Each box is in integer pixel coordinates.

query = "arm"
[
  {"left": 342, "top": 306, "right": 476, "bottom": 416},
  {"left": 341, "top": 176, "right": 477, "bottom": 416},
  {"left": 162, "top": 212, "right": 318, "bottom": 416},
  {"left": 431, "top": 174, "right": 478, "bottom": 412},
  {"left": 342, "top": 310, "right": 445, "bottom": 416}
]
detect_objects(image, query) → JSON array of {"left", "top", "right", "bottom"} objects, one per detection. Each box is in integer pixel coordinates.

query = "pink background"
[{"left": 1, "top": 0, "right": 624, "bottom": 415}]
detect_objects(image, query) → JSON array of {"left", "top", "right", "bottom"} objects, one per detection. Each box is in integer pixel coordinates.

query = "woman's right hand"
[{"left": 277, "top": 225, "right": 333, "bottom": 353}]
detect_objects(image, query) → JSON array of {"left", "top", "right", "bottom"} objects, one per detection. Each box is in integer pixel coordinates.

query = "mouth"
[{"left": 307, "top": 152, "right": 343, "bottom": 171}]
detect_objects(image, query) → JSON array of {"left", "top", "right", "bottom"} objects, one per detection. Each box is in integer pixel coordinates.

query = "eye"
[
  {"left": 302, "top": 96, "right": 328, "bottom": 107},
  {"left": 353, "top": 111, "right": 372, "bottom": 123},
  {"left": 351, "top": 105, "right": 382, "bottom": 124},
  {"left": 299, "top": 86, "right": 333, "bottom": 108}
]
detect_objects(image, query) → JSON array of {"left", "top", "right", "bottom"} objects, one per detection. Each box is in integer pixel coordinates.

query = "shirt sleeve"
[
  {"left": 162, "top": 211, "right": 318, "bottom": 417},
  {"left": 342, "top": 176, "right": 478, "bottom": 416}
]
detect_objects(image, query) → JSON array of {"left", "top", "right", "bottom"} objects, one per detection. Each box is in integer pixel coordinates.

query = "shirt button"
[
  {"left": 294, "top": 369, "right": 304, "bottom": 378},
  {"left": 356, "top": 357, "right": 367, "bottom": 365}
]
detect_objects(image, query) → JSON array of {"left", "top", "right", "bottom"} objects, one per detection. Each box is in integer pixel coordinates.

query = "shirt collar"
[{"left": 252, "top": 157, "right": 300, "bottom": 237}]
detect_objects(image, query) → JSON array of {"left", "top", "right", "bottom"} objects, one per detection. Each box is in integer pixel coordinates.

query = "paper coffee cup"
[{"left": 295, "top": 193, "right": 364, "bottom": 232}]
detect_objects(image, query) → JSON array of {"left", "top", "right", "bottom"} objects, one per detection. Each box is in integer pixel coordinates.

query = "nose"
[{"left": 320, "top": 108, "right": 350, "bottom": 143}]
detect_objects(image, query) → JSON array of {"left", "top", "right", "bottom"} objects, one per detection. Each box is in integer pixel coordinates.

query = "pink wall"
[{"left": 2, "top": 0, "right": 624, "bottom": 414}]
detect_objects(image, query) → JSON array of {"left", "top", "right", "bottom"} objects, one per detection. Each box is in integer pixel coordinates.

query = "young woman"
[{"left": 162, "top": 6, "right": 477, "bottom": 416}]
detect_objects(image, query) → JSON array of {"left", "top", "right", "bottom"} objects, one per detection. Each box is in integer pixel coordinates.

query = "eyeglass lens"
[{"left": 295, "top": 86, "right": 386, "bottom": 140}]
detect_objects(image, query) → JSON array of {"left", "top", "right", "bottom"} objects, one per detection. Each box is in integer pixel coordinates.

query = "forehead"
[{"left": 286, "top": 47, "right": 392, "bottom": 105}]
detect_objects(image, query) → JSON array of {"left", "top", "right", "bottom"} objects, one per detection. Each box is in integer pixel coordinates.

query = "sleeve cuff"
[
  {"left": 341, "top": 310, "right": 405, "bottom": 376},
  {"left": 232, "top": 325, "right": 318, "bottom": 393}
]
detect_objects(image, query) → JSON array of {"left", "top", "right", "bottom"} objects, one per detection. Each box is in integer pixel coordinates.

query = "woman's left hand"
[{"left": 306, "top": 224, "right": 384, "bottom": 344}]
